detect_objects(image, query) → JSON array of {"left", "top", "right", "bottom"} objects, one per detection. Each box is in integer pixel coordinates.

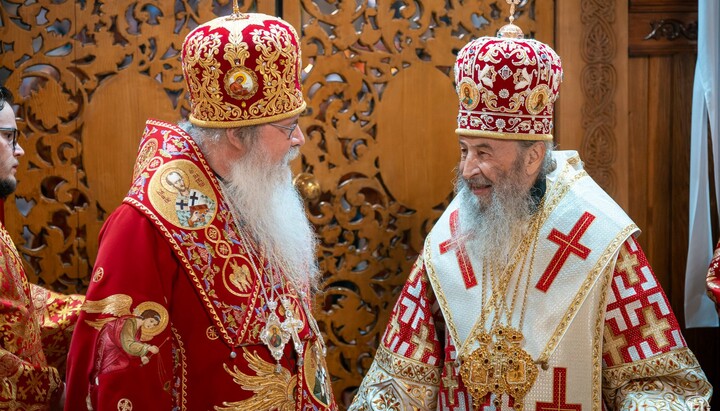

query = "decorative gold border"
[
  {"left": 374, "top": 344, "right": 442, "bottom": 385},
  {"left": 189, "top": 103, "right": 306, "bottom": 128},
  {"left": 602, "top": 347, "right": 702, "bottom": 389},
  {"left": 423, "top": 246, "right": 461, "bottom": 348},
  {"left": 171, "top": 326, "right": 188, "bottom": 411},
  {"left": 592, "top": 262, "right": 615, "bottom": 411},
  {"left": 454, "top": 128, "right": 553, "bottom": 141}
]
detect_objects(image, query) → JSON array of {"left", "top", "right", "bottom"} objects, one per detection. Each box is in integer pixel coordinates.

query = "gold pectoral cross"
[{"left": 460, "top": 326, "right": 538, "bottom": 411}]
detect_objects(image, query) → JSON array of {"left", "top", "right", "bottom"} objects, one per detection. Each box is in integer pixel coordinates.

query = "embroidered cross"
[
  {"left": 640, "top": 306, "right": 670, "bottom": 349},
  {"left": 442, "top": 362, "right": 459, "bottom": 406},
  {"left": 384, "top": 316, "right": 402, "bottom": 346},
  {"left": 175, "top": 198, "right": 189, "bottom": 210},
  {"left": 189, "top": 191, "right": 199, "bottom": 205},
  {"left": 439, "top": 210, "right": 477, "bottom": 289},
  {"left": 616, "top": 245, "right": 641, "bottom": 285},
  {"left": 536, "top": 212, "right": 596, "bottom": 292},
  {"left": 536, "top": 368, "right": 582, "bottom": 411},
  {"left": 602, "top": 323, "right": 627, "bottom": 366},
  {"left": 410, "top": 324, "right": 434, "bottom": 360}
]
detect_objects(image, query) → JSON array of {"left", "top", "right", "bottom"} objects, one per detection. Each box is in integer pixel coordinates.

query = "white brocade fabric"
[{"left": 350, "top": 151, "right": 712, "bottom": 411}]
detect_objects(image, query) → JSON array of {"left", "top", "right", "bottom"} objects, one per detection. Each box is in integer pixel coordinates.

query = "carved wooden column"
[{"left": 555, "top": 0, "right": 629, "bottom": 208}]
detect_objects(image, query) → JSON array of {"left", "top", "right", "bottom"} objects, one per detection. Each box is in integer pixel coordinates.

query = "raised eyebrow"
[{"left": 464, "top": 141, "right": 494, "bottom": 151}]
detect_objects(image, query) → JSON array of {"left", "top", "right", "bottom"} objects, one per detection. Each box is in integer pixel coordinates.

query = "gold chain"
[
  {"left": 469, "top": 200, "right": 546, "bottom": 345},
  {"left": 459, "top": 200, "right": 546, "bottom": 411}
]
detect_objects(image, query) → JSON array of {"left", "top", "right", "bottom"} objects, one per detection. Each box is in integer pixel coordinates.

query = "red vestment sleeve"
[
  {"left": 65, "top": 205, "right": 180, "bottom": 410},
  {"left": 601, "top": 237, "right": 712, "bottom": 408},
  {"left": 30, "top": 284, "right": 84, "bottom": 377},
  {"left": 0, "top": 285, "right": 63, "bottom": 409}
]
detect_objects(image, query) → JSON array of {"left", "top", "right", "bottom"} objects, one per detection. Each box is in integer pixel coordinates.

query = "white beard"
[
  {"left": 222, "top": 144, "right": 319, "bottom": 291},
  {"left": 455, "top": 163, "right": 536, "bottom": 265}
]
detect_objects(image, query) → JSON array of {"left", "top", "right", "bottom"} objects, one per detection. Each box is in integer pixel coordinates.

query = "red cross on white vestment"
[
  {"left": 439, "top": 209, "right": 478, "bottom": 289},
  {"left": 536, "top": 211, "right": 596, "bottom": 292},
  {"left": 536, "top": 368, "right": 581, "bottom": 411}
]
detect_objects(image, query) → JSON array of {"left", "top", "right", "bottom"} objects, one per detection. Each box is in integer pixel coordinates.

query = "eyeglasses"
[
  {"left": 0, "top": 127, "right": 18, "bottom": 151},
  {"left": 269, "top": 122, "right": 298, "bottom": 139}
]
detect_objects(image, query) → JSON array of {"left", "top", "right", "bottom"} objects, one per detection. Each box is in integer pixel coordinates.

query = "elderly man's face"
[
  {"left": 0, "top": 104, "right": 24, "bottom": 199},
  {"left": 458, "top": 135, "right": 533, "bottom": 208},
  {"left": 257, "top": 115, "right": 305, "bottom": 166}
]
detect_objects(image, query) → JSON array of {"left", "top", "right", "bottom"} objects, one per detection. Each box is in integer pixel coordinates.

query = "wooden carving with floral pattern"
[{"left": 0, "top": 0, "right": 552, "bottom": 408}]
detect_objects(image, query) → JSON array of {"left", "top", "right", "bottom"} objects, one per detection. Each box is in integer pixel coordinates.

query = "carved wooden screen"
[{"left": 0, "top": 0, "right": 552, "bottom": 407}]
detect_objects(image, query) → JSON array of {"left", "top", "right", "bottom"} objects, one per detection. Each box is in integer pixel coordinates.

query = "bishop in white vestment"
[{"left": 350, "top": 14, "right": 713, "bottom": 411}]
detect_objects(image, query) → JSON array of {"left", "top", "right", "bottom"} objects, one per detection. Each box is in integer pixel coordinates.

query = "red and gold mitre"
[
  {"left": 454, "top": 23, "right": 563, "bottom": 141},
  {"left": 181, "top": 11, "right": 306, "bottom": 128}
]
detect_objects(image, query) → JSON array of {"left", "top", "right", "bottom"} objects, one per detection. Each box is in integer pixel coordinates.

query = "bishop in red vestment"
[{"left": 64, "top": 6, "right": 337, "bottom": 411}]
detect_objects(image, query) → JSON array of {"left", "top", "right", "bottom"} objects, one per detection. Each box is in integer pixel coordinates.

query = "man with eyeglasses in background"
[
  {"left": 64, "top": 5, "right": 337, "bottom": 410},
  {"left": 0, "top": 85, "right": 84, "bottom": 410}
]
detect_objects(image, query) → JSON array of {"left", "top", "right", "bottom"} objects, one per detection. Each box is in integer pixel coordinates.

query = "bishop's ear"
[
  {"left": 225, "top": 128, "right": 247, "bottom": 154},
  {"left": 524, "top": 141, "right": 547, "bottom": 177}
]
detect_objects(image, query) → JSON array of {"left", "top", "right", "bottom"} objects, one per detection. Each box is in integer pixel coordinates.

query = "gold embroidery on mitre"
[
  {"left": 182, "top": 30, "right": 225, "bottom": 119},
  {"left": 222, "top": 32, "right": 256, "bottom": 101},
  {"left": 246, "top": 23, "right": 304, "bottom": 119},
  {"left": 214, "top": 348, "right": 297, "bottom": 411},
  {"left": 184, "top": 14, "right": 305, "bottom": 127}
]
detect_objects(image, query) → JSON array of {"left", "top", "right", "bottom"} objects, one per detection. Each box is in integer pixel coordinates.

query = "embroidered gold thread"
[
  {"left": 171, "top": 326, "right": 188, "bottom": 411},
  {"left": 592, "top": 263, "right": 614, "bottom": 411}
]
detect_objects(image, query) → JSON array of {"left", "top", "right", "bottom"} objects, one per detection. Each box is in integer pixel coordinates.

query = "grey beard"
[
  {"left": 221, "top": 144, "right": 319, "bottom": 291},
  {"left": 455, "top": 174, "right": 537, "bottom": 264}
]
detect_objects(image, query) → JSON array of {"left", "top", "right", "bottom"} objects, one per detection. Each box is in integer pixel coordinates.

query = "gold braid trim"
[
  {"left": 373, "top": 344, "right": 442, "bottom": 385},
  {"left": 348, "top": 345, "right": 440, "bottom": 411},
  {"left": 592, "top": 264, "right": 615, "bottom": 411},
  {"left": 454, "top": 128, "right": 553, "bottom": 141},
  {"left": 189, "top": 103, "right": 306, "bottom": 128},
  {"left": 602, "top": 348, "right": 712, "bottom": 410}
]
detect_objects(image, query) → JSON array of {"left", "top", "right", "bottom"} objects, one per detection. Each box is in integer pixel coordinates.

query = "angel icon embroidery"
[{"left": 82, "top": 294, "right": 169, "bottom": 380}]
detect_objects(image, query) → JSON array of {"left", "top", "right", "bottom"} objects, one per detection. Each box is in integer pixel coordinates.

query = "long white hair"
[{"left": 181, "top": 120, "right": 320, "bottom": 291}]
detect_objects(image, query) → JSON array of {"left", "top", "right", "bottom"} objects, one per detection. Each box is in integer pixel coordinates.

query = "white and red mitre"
[
  {"left": 182, "top": 11, "right": 306, "bottom": 128},
  {"left": 454, "top": 24, "right": 563, "bottom": 141}
]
